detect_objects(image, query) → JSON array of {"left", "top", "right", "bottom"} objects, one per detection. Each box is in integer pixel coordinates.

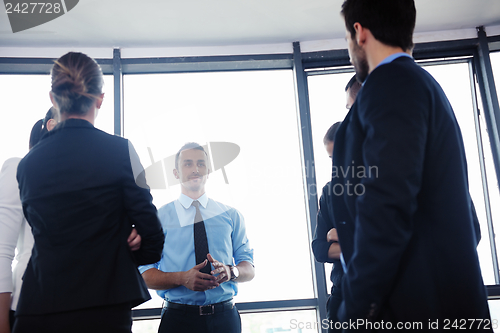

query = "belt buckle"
[{"left": 199, "top": 304, "right": 215, "bottom": 316}]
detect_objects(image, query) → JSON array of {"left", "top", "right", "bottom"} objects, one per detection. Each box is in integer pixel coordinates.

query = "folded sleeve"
[
  {"left": 138, "top": 262, "right": 159, "bottom": 275},
  {"left": 229, "top": 208, "right": 253, "bottom": 266}
]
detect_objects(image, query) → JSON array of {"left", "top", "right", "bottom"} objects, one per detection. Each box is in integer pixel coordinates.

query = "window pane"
[
  {"left": 132, "top": 318, "right": 160, "bottom": 333},
  {"left": 487, "top": 51, "right": 500, "bottom": 283},
  {"left": 124, "top": 70, "right": 314, "bottom": 305},
  {"left": 0, "top": 75, "right": 52, "bottom": 167},
  {"left": 424, "top": 62, "right": 495, "bottom": 285},
  {"left": 308, "top": 72, "right": 354, "bottom": 197},
  {"left": 475, "top": 88, "right": 500, "bottom": 285},
  {"left": 0, "top": 74, "right": 114, "bottom": 170}
]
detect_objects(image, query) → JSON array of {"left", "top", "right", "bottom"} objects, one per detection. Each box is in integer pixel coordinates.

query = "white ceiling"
[{"left": 0, "top": 0, "right": 500, "bottom": 52}]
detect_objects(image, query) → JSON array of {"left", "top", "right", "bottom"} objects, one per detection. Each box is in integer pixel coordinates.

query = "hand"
[
  {"left": 128, "top": 228, "right": 141, "bottom": 251},
  {"left": 182, "top": 260, "right": 219, "bottom": 292},
  {"left": 327, "top": 228, "right": 338, "bottom": 243},
  {"left": 207, "top": 253, "right": 231, "bottom": 283},
  {"left": 0, "top": 292, "right": 11, "bottom": 333}
]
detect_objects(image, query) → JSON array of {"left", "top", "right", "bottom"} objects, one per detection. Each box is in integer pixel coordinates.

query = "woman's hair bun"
[{"left": 50, "top": 52, "right": 103, "bottom": 116}]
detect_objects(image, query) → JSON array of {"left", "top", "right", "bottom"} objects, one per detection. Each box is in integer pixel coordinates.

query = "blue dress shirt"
[
  {"left": 376, "top": 52, "right": 413, "bottom": 69},
  {"left": 360, "top": 52, "right": 413, "bottom": 86},
  {"left": 139, "top": 193, "right": 254, "bottom": 306}
]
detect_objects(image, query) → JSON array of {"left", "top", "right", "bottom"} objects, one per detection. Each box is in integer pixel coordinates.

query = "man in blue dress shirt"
[{"left": 139, "top": 142, "right": 254, "bottom": 333}]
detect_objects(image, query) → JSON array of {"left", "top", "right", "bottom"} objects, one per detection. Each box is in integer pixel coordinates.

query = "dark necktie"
[{"left": 192, "top": 200, "right": 211, "bottom": 274}]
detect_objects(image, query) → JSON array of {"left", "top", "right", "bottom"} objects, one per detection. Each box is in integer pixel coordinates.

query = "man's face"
[
  {"left": 346, "top": 29, "right": 369, "bottom": 83},
  {"left": 175, "top": 148, "right": 209, "bottom": 194},
  {"left": 346, "top": 88, "right": 355, "bottom": 109}
]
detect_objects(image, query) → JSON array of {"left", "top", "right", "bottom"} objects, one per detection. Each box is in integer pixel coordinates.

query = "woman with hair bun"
[{"left": 13, "top": 52, "right": 164, "bottom": 333}]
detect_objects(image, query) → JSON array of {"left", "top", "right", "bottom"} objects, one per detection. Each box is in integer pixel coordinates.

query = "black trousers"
[
  {"left": 12, "top": 303, "right": 132, "bottom": 333},
  {"left": 159, "top": 305, "right": 241, "bottom": 333},
  {"left": 326, "top": 287, "right": 343, "bottom": 333},
  {"left": 9, "top": 310, "right": 15, "bottom": 332}
]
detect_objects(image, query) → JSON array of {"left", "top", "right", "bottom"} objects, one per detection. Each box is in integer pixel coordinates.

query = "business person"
[
  {"left": 140, "top": 142, "right": 254, "bottom": 333},
  {"left": 332, "top": 0, "right": 491, "bottom": 328},
  {"left": 14, "top": 52, "right": 164, "bottom": 333},
  {"left": 312, "top": 75, "right": 362, "bottom": 333},
  {"left": 312, "top": 121, "right": 342, "bottom": 333}
]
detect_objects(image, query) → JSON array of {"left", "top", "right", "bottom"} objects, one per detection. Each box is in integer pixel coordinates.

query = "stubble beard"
[{"left": 352, "top": 41, "right": 369, "bottom": 83}]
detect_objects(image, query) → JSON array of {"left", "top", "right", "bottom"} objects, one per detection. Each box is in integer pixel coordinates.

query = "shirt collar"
[
  {"left": 178, "top": 193, "right": 209, "bottom": 209},
  {"left": 361, "top": 52, "right": 413, "bottom": 86},
  {"left": 375, "top": 52, "right": 413, "bottom": 70}
]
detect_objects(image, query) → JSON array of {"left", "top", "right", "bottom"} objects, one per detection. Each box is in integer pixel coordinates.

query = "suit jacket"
[
  {"left": 332, "top": 56, "right": 490, "bottom": 326},
  {"left": 16, "top": 119, "right": 164, "bottom": 315}
]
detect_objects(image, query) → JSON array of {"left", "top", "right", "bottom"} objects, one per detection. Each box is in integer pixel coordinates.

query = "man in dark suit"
[{"left": 332, "top": 0, "right": 491, "bottom": 329}]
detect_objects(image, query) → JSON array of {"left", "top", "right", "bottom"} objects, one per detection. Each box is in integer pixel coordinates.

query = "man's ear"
[
  {"left": 173, "top": 168, "right": 179, "bottom": 179},
  {"left": 353, "top": 22, "right": 367, "bottom": 46}
]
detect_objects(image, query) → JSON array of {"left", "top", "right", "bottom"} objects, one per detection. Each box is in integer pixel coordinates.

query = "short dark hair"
[
  {"left": 29, "top": 107, "right": 55, "bottom": 149},
  {"left": 341, "top": 0, "right": 416, "bottom": 51},
  {"left": 175, "top": 142, "right": 208, "bottom": 170},
  {"left": 345, "top": 74, "right": 358, "bottom": 92},
  {"left": 345, "top": 74, "right": 362, "bottom": 96},
  {"left": 324, "top": 122, "right": 342, "bottom": 145}
]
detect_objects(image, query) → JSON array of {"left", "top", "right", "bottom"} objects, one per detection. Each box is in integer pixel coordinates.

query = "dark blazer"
[
  {"left": 16, "top": 119, "right": 164, "bottom": 315},
  {"left": 332, "top": 56, "right": 491, "bottom": 326}
]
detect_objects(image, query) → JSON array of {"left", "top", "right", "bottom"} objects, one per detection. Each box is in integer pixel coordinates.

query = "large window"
[{"left": 123, "top": 70, "right": 314, "bottom": 309}]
